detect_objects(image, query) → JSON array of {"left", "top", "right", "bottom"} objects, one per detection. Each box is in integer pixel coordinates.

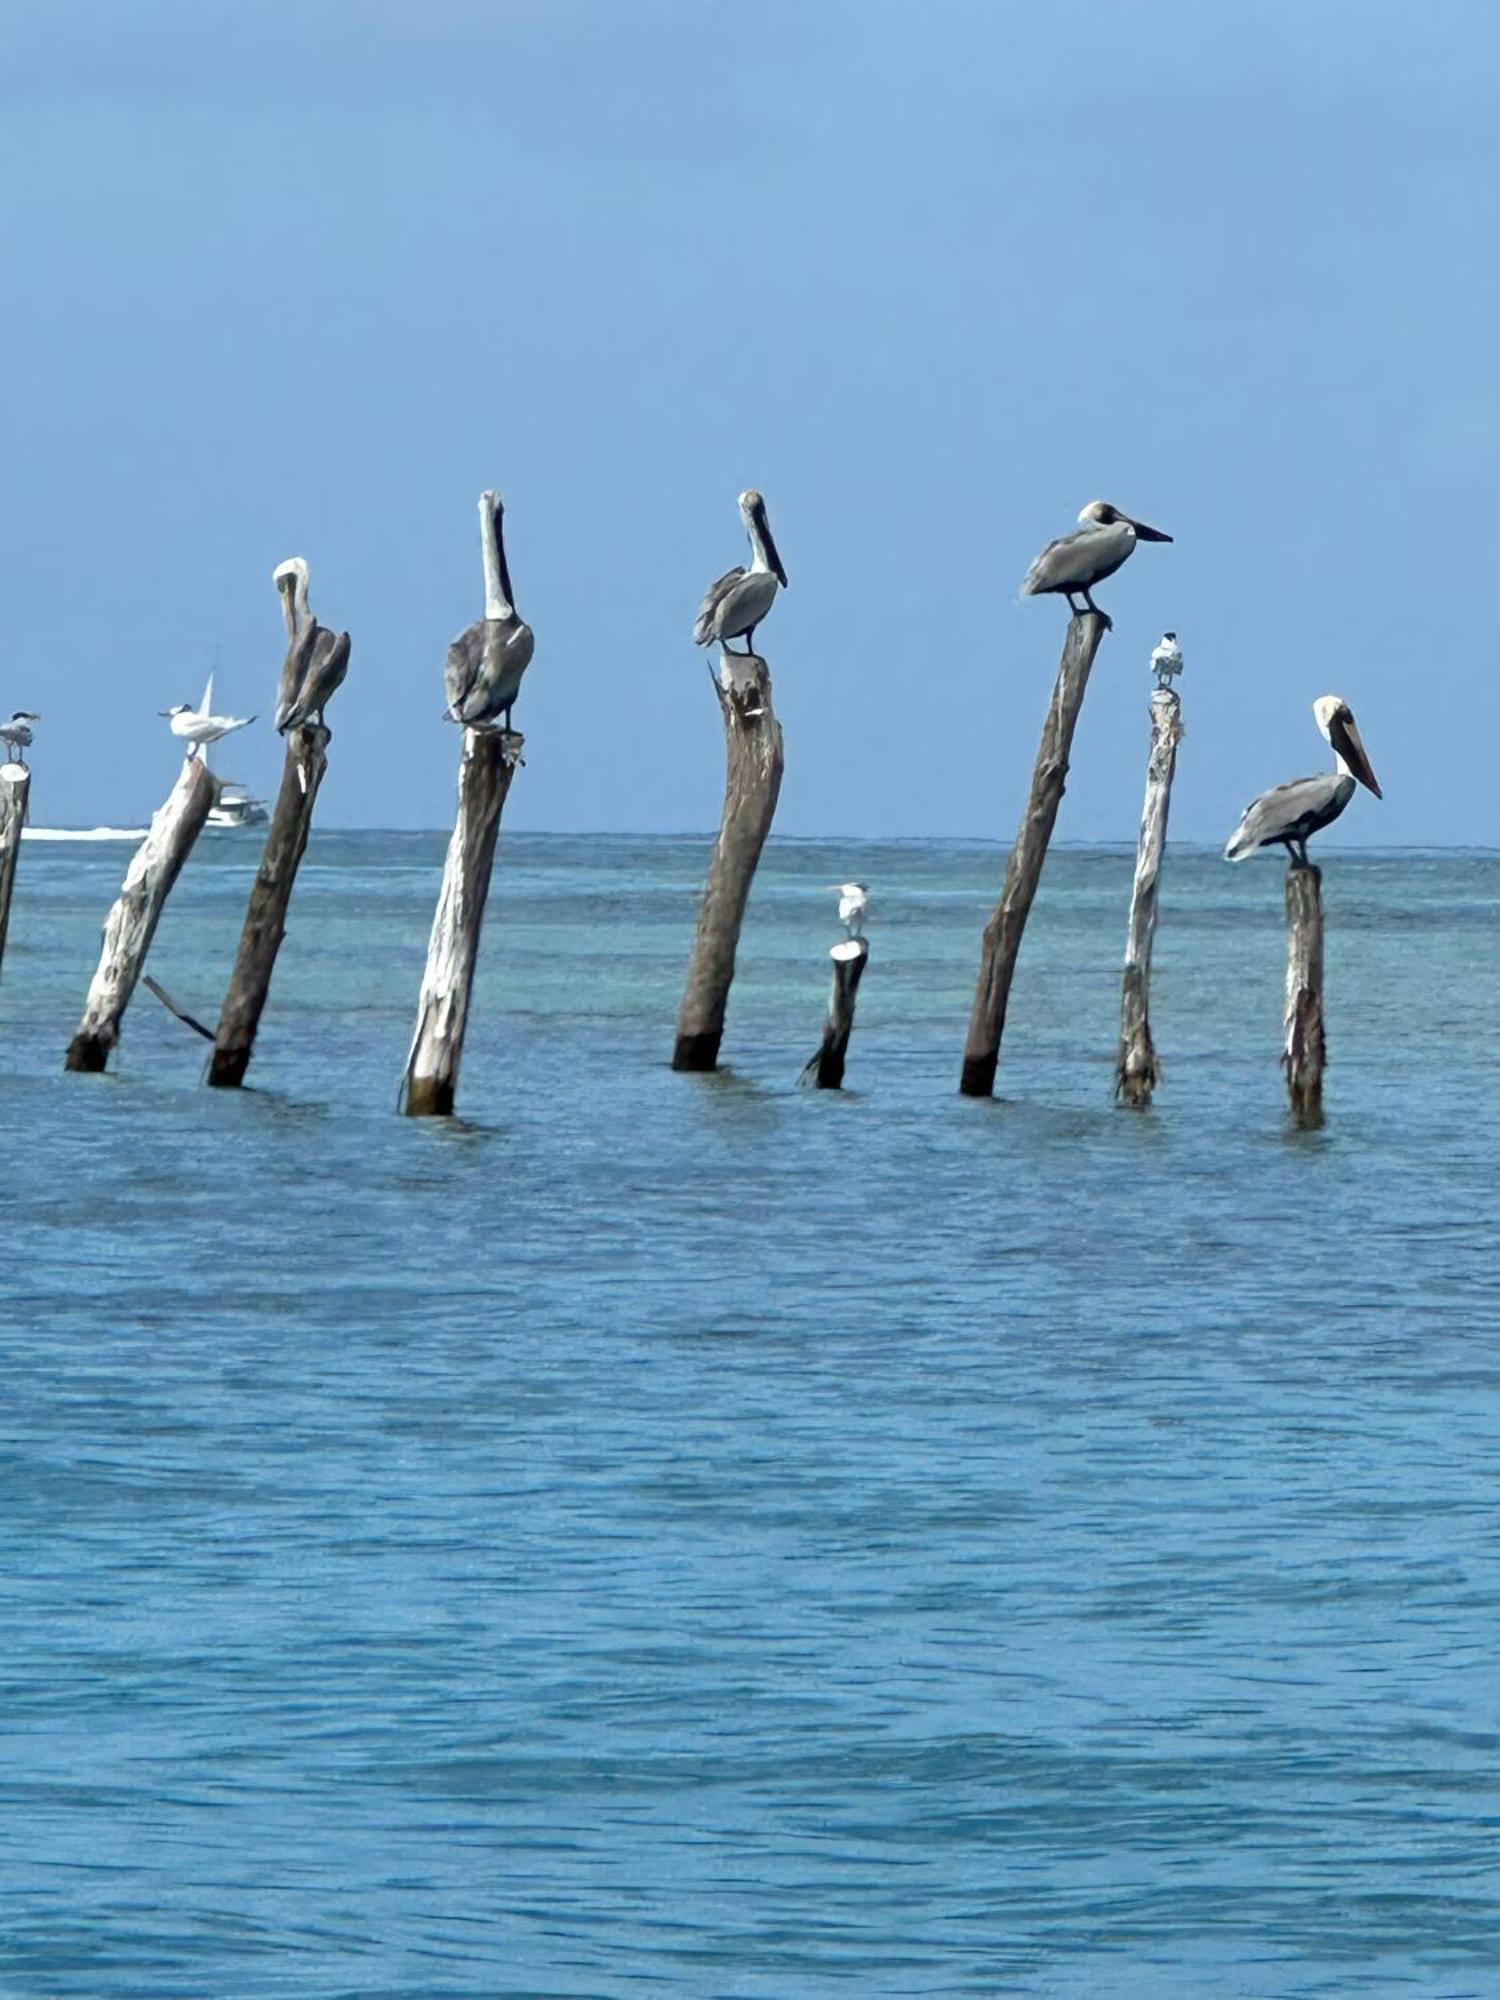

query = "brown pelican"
[
  {"left": 1150, "top": 632, "right": 1183, "bottom": 687},
  {"left": 693, "top": 490, "right": 787, "bottom": 655},
  {"left": 273, "top": 557, "right": 350, "bottom": 733},
  {"left": 1224, "top": 696, "right": 1382, "bottom": 867},
  {"left": 160, "top": 673, "right": 253, "bottom": 758},
  {"left": 1021, "top": 501, "right": 1172, "bottom": 627},
  {"left": 834, "top": 882, "right": 868, "bottom": 937},
  {"left": 444, "top": 491, "right": 534, "bottom": 733},
  {"left": 0, "top": 711, "right": 39, "bottom": 764}
]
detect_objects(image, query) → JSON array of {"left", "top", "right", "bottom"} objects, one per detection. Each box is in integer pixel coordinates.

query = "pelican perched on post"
[
  {"left": 1021, "top": 501, "right": 1172, "bottom": 628},
  {"left": 833, "top": 881, "right": 868, "bottom": 937},
  {"left": 273, "top": 557, "right": 350, "bottom": 735},
  {"left": 0, "top": 712, "right": 39, "bottom": 765},
  {"left": 444, "top": 491, "right": 534, "bottom": 734},
  {"left": 1224, "top": 696, "right": 1382, "bottom": 867},
  {"left": 693, "top": 490, "right": 787, "bottom": 655},
  {"left": 1150, "top": 632, "right": 1183, "bottom": 688},
  {"left": 160, "top": 673, "right": 253, "bottom": 758}
]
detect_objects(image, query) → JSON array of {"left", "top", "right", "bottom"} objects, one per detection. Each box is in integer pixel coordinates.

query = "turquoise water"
[{"left": 3, "top": 831, "right": 1499, "bottom": 1996}]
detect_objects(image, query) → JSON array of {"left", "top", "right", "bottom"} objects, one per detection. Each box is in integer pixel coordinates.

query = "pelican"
[
  {"left": 833, "top": 881, "right": 868, "bottom": 937},
  {"left": 1150, "top": 632, "right": 1183, "bottom": 687},
  {"left": 1224, "top": 696, "right": 1382, "bottom": 867},
  {"left": 0, "top": 711, "right": 39, "bottom": 765},
  {"left": 693, "top": 489, "right": 787, "bottom": 655},
  {"left": 1021, "top": 500, "right": 1172, "bottom": 627},
  {"left": 273, "top": 557, "right": 350, "bottom": 734},
  {"left": 444, "top": 491, "right": 534, "bottom": 733},
  {"left": 160, "top": 674, "right": 253, "bottom": 758}
]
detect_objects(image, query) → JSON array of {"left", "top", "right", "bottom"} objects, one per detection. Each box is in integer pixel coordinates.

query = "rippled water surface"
[{"left": 3, "top": 831, "right": 1499, "bottom": 1996}]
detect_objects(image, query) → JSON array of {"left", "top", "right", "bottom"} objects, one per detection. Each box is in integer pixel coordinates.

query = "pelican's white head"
[
  {"left": 273, "top": 556, "right": 311, "bottom": 638},
  {"left": 1078, "top": 500, "right": 1173, "bottom": 542},
  {"left": 1314, "top": 695, "right": 1382, "bottom": 798}
]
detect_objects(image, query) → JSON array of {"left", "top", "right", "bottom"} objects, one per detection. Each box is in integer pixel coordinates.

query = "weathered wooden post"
[
  {"left": 1283, "top": 862, "right": 1325, "bottom": 1123},
  {"left": 960, "top": 611, "right": 1107, "bottom": 1097},
  {"left": 1115, "top": 679, "right": 1184, "bottom": 1106},
  {"left": 799, "top": 938, "right": 869, "bottom": 1089},
  {"left": 0, "top": 760, "right": 30, "bottom": 981},
  {"left": 64, "top": 755, "right": 216, "bottom": 1072},
  {"left": 672, "top": 647, "right": 784, "bottom": 1072},
  {"left": 207, "top": 724, "right": 333, "bottom": 1087},
  {"left": 400, "top": 729, "right": 522, "bottom": 1116}
]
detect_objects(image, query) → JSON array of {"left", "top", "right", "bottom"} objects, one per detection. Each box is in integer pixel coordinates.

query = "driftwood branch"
[
  {"left": 64, "top": 754, "right": 216, "bottom": 1072},
  {"left": 1284, "top": 861, "right": 1325, "bottom": 1124},
  {"left": 961, "top": 611, "right": 1107, "bottom": 1097},
  {"left": 401, "top": 728, "right": 522, "bottom": 1117},
  {"left": 0, "top": 761, "right": 30, "bottom": 981},
  {"left": 1115, "top": 685, "right": 1183, "bottom": 1107},
  {"left": 799, "top": 937, "right": 869, "bottom": 1089},
  {"left": 673, "top": 648, "right": 784, "bottom": 1072},
  {"left": 143, "top": 976, "right": 215, "bottom": 1041},
  {"left": 207, "top": 723, "right": 331, "bottom": 1088}
]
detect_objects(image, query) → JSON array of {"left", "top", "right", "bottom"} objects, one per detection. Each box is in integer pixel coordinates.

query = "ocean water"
[{"left": 2, "top": 829, "right": 1499, "bottom": 1998}]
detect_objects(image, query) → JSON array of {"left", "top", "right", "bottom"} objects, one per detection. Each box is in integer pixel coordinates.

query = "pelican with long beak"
[
  {"left": 1021, "top": 500, "right": 1172, "bottom": 628},
  {"left": 693, "top": 489, "right": 787, "bottom": 655},
  {"left": 1224, "top": 696, "right": 1382, "bottom": 868},
  {"left": 273, "top": 557, "right": 351, "bottom": 735},
  {"left": 444, "top": 490, "right": 535, "bottom": 733}
]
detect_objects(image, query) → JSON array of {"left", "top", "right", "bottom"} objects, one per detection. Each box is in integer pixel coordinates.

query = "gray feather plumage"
[
  {"left": 275, "top": 622, "right": 351, "bottom": 733},
  {"left": 1224, "top": 772, "right": 1355, "bottom": 860},
  {"left": 1021, "top": 519, "right": 1137, "bottom": 597},
  {"left": 444, "top": 613, "right": 535, "bottom": 727}
]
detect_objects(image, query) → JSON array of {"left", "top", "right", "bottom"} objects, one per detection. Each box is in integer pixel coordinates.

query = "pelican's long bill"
[
  {"left": 1128, "top": 517, "right": 1173, "bottom": 543},
  {"left": 1329, "top": 705, "right": 1382, "bottom": 798},
  {"left": 751, "top": 495, "right": 788, "bottom": 587}
]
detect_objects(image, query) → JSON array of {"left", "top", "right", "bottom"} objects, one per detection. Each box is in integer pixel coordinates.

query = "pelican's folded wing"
[{"left": 693, "top": 566, "right": 746, "bottom": 645}]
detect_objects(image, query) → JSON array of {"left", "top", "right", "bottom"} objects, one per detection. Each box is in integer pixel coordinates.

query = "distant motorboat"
[{"left": 206, "top": 782, "right": 269, "bottom": 830}]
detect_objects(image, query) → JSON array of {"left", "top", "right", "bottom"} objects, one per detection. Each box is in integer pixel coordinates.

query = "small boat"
[{"left": 207, "top": 782, "right": 268, "bottom": 830}]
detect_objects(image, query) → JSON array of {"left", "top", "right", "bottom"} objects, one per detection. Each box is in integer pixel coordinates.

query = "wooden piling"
[
  {"left": 672, "top": 648, "right": 784, "bottom": 1072},
  {"left": 960, "top": 612, "right": 1108, "bottom": 1097},
  {"left": 400, "top": 728, "right": 522, "bottom": 1117},
  {"left": 0, "top": 761, "right": 30, "bottom": 981},
  {"left": 64, "top": 755, "right": 216, "bottom": 1073},
  {"left": 207, "top": 724, "right": 331, "bottom": 1088},
  {"left": 799, "top": 938, "right": 869, "bottom": 1089},
  {"left": 1283, "top": 861, "right": 1325, "bottom": 1123},
  {"left": 1115, "top": 685, "right": 1183, "bottom": 1106}
]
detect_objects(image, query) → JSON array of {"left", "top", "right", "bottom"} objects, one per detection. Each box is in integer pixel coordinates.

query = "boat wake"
[{"left": 21, "top": 826, "right": 150, "bottom": 842}]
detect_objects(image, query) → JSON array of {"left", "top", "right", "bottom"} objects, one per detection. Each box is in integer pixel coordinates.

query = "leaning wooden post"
[
  {"left": 0, "top": 761, "right": 31, "bottom": 980},
  {"left": 400, "top": 728, "right": 522, "bottom": 1116},
  {"left": 960, "top": 611, "right": 1108, "bottom": 1097},
  {"left": 207, "top": 724, "right": 331, "bottom": 1087},
  {"left": 64, "top": 755, "right": 216, "bottom": 1072},
  {"left": 672, "top": 647, "right": 784, "bottom": 1072},
  {"left": 799, "top": 937, "right": 869, "bottom": 1089},
  {"left": 1115, "top": 683, "right": 1183, "bottom": 1106},
  {"left": 1283, "top": 861, "right": 1325, "bottom": 1123}
]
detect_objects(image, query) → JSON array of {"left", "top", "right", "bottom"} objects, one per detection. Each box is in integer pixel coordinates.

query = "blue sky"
[{"left": 4, "top": 0, "right": 1496, "bottom": 842}]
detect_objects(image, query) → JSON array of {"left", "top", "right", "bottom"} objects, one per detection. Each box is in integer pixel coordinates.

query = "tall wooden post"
[
  {"left": 1284, "top": 862, "right": 1325, "bottom": 1123},
  {"left": 672, "top": 648, "right": 784, "bottom": 1072},
  {"left": 799, "top": 937, "right": 869, "bottom": 1089},
  {"left": 207, "top": 724, "right": 331, "bottom": 1087},
  {"left": 0, "top": 761, "right": 30, "bottom": 981},
  {"left": 401, "top": 729, "right": 522, "bottom": 1116},
  {"left": 960, "top": 611, "right": 1107, "bottom": 1097},
  {"left": 1115, "top": 684, "right": 1183, "bottom": 1106},
  {"left": 64, "top": 755, "right": 216, "bottom": 1072}
]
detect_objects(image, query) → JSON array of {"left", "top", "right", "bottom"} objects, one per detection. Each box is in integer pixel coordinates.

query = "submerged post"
[
  {"left": 672, "top": 647, "right": 784, "bottom": 1072},
  {"left": 0, "top": 761, "right": 31, "bottom": 981},
  {"left": 206, "top": 726, "right": 331, "bottom": 1085},
  {"left": 401, "top": 728, "right": 522, "bottom": 1116},
  {"left": 960, "top": 611, "right": 1108, "bottom": 1097},
  {"left": 64, "top": 755, "right": 216, "bottom": 1072},
  {"left": 1283, "top": 861, "right": 1325, "bottom": 1123},
  {"left": 1115, "top": 682, "right": 1184, "bottom": 1106},
  {"left": 799, "top": 937, "right": 869, "bottom": 1089}
]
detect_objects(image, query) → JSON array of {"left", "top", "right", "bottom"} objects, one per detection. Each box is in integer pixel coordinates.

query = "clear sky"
[{"left": 5, "top": 1, "right": 1496, "bottom": 842}]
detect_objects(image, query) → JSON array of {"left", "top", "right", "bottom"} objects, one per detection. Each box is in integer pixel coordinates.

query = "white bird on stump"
[
  {"left": 834, "top": 881, "right": 868, "bottom": 937},
  {"left": 160, "top": 673, "right": 254, "bottom": 759},
  {"left": 1150, "top": 631, "right": 1183, "bottom": 688},
  {"left": 0, "top": 711, "right": 40, "bottom": 765}
]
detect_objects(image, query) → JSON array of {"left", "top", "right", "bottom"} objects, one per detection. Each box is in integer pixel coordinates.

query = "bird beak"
[
  {"left": 1331, "top": 709, "right": 1382, "bottom": 798},
  {"left": 157, "top": 710, "right": 173, "bottom": 717},
  {"left": 1128, "top": 518, "right": 1172, "bottom": 543},
  {"left": 277, "top": 574, "right": 297, "bottom": 641},
  {"left": 753, "top": 500, "right": 788, "bottom": 587}
]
